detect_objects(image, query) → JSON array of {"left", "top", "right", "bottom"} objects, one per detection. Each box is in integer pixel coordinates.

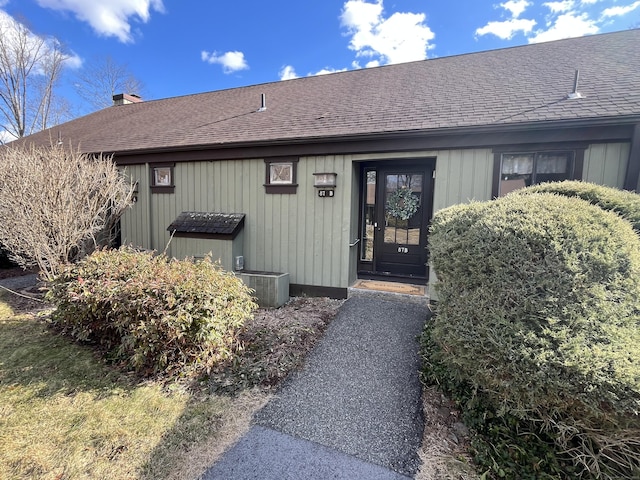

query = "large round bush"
[
  {"left": 513, "top": 180, "right": 640, "bottom": 233},
  {"left": 47, "top": 247, "right": 258, "bottom": 378},
  {"left": 429, "top": 193, "right": 640, "bottom": 478}
]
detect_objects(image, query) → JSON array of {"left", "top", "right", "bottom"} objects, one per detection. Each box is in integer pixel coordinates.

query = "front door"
[{"left": 358, "top": 161, "right": 434, "bottom": 279}]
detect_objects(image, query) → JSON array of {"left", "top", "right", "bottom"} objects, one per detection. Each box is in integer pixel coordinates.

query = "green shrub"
[
  {"left": 46, "top": 247, "right": 257, "bottom": 378},
  {"left": 421, "top": 322, "right": 576, "bottom": 479},
  {"left": 512, "top": 180, "right": 640, "bottom": 233},
  {"left": 427, "top": 193, "right": 640, "bottom": 479}
]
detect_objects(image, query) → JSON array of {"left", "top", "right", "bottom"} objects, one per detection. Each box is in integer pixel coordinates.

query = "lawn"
[
  {"left": 0, "top": 276, "right": 480, "bottom": 480},
  {"left": 0, "top": 285, "right": 341, "bottom": 480}
]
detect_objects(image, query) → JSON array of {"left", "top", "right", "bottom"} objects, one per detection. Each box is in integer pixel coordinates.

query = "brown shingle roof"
[{"left": 21, "top": 29, "right": 640, "bottom": 154}]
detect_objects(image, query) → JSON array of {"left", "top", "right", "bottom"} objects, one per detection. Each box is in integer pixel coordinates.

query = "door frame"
[{"left": 357, "top": 158, "right": 435, "bottom": 282}]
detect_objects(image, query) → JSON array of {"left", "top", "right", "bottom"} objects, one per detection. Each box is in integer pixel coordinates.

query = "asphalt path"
[{"left": 203, "top": 294, "right": 428, "bottom": 479}]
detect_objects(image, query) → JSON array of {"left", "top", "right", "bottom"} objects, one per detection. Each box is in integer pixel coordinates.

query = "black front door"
[{"left": 359, "top": 161, "right": 434, "bottom": 279}]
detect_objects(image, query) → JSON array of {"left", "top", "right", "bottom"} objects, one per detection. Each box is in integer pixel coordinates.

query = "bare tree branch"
[
  {"left": 0, "top": 15, "right": 70, "bottom": 139},
  {"left": 0, "top": 143, "right": 135, "bottom": 281},
  {"left": 74, "top": 55, "right": 145, "bottom": 111}
]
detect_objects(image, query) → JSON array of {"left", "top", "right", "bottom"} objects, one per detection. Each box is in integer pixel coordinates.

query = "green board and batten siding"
[
  {"left": 119, "top": 143, "right": 631, "bottom": 291},
  {"left": 120, "top": 156, "right": 354, "bottom": 290},
  {"left": 120, "top": 164, "right": 150, "bottom": 248},
  {"left": 583, "top": 143, "right": 630, "bottom": 189}
]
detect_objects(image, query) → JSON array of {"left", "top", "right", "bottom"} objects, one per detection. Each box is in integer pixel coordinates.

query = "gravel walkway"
[{"left": 203, "top": 294, "right": 428, "bottom": 479}]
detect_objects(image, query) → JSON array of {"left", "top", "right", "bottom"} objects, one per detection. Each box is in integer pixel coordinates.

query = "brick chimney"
[{"left": 112, "top": 93, "right": 143, "bottom": 106}]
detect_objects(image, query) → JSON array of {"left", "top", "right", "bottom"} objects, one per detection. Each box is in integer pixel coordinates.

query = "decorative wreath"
[{"left": 386, "top": 186, "right": 419, "bottom": 220}]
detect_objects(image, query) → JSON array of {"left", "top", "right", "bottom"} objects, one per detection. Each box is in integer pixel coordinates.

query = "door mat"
[{"left": 352, "top": 280, "right": 426, "bottom": 296}]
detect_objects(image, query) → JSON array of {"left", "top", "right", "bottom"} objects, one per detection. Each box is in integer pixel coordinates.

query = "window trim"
[
  {"left": 264, "top": 157, "right": 299, "bottom": 194},
  {"left": 491, "top": 143, "right": 586, "bottom": 198},
  {"left": 150, "top": 163, "right": 175, "bottom": 193}
]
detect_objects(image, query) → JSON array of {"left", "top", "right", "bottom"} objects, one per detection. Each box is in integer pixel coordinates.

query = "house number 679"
[{"left": 397, "top": 247, "right": 409, "bottom": 253}]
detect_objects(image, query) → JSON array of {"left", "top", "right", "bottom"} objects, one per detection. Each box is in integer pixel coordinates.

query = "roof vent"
[
  {"left": 257, "top": 93, "right": 267, "bottom": 112},
  {"left": 113, "top": 93, "right": 143, "bottom": 106},
  {"left": 567, "top": 69, "right": 583, "bottom": 100}
]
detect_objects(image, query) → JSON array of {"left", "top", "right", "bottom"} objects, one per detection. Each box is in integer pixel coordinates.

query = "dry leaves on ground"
[
  {"left": 209, "top": 296, "right": 344, "bottom": 394},
  {"left": 417, "top": 386, "right": 480, "bottom": 480}
]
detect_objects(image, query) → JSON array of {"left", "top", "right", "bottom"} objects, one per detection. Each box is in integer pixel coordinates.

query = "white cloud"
[
  {"left": 529, "top": 12, "right": 599, "bottom": 42},
  {"left": 310, "top": 67, "right": 348, "bottom": 76},
  {"left": 0, "top": 11, "right": 81, "bottom": 70},
  {"left": 477, "top": 0, "right": 636, "bottom": 44},
  {"left": 201, "top": 50, "right": 249, "bottom": 74},
  {"left": 63, "top": 51, "right": 83, "bottom": 69},
  {"left": 543, "top": 0, "right": 575, "bottom": 13},
  {"left": 279, "top": 65, "right": 298, "bottom": 80},
  {"left": 476, "top": 1, "right": 536, "bottom": 39},
  {"left": 601, "top": 0, "right": 640, "bottom": 17},
  {"left": 279, "top": 64, "right": 349, "bottom": 80},
  {"left": 340, "top": 0, "right": 434, "bottom": 65},
  {"left": 476, "top": 18, "right": 537, "bottom": 39},
  {"left": 502, "top": 0, "right": 531, "bottom": 17},
  {"left": 34, "top": 0, "right": 165, "bottom": 43}
]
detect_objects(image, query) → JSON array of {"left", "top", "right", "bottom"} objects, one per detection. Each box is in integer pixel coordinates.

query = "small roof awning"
[{"left": 167, "top": 212, "right": 245, "bottom": 239}]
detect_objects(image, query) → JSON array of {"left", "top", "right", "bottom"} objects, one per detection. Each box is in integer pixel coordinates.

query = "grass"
[
  {"left": 0, "top": 290, "right": 269, "bottom": 480},
  {"left": 0, "top": 287, "right": 341, "bottom": 480}
]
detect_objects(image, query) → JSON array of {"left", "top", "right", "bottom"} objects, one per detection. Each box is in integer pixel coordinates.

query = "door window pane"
[
  {"left": 361, "top": 170, "right": 376, "bottom": 261},
  {"left": 384, "top": 173, "right": 422, "bottom": 245}
]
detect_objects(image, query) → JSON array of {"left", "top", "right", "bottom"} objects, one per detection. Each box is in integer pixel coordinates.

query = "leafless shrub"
[{"left": 0, "top": 143, "right": 134, "bottom": 280}]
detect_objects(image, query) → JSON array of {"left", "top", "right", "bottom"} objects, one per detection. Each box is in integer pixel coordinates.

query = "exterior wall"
[
  {"left": 426, "top": 142, "right": 632, "bottom": 300},
  {"left": 582, "top": 142, "right": 630, "bottom": 188},
  {"left": 348, "top": 162, "right": 360, "bottom": 287},
  {"left": 120, "top": 142, "right": 632, "bottom": 294},
  {"left": 350, "top": 148, "right": 495, "bottom": 214},
  {"left": 431, "top": 149, "right": 494, "bottom": 212},
  {"left": 121, "top": 156, "right": 354, "bottom": 290},
  {"left": 349, "top": 149, "right": 493, "bottom": 297},
  {"left": 170, "top": 232, "right": 243, "bottom": 272},
  {"left": 120, "top": 164, "right": 150, "bottom": 248}
]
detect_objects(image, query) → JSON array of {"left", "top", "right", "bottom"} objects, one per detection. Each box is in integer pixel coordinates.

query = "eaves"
[{"left": 114, "top": 115, "right": 640, "bottom": 166}]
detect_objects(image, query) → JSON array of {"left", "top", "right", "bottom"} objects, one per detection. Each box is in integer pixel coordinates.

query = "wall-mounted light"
[{"left": 313, "top": 172, "right": 337, "bottom": 188}]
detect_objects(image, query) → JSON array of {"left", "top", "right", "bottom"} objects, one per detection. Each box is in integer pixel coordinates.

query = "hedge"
[
  {"left": 46, "top": 247, "right": 257, "bottom": 378},
  {"left": 427, "top": 193, "right": 640, "bottom": 479},
  {"left": 512, "top": 180, "right": 640, "bottom": 233}
]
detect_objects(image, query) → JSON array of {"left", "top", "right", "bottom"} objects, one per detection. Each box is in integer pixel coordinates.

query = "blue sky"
[{"left": 1, "top": 0, "right": 639, "bottom": 112}]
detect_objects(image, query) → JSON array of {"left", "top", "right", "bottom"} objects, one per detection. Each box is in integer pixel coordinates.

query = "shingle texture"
[
  {"left": 167, "top": 212, "right": 245, "bottom": 237},
  {"left": 21, "top": 30, "right": 640, "bottom": 154}
]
